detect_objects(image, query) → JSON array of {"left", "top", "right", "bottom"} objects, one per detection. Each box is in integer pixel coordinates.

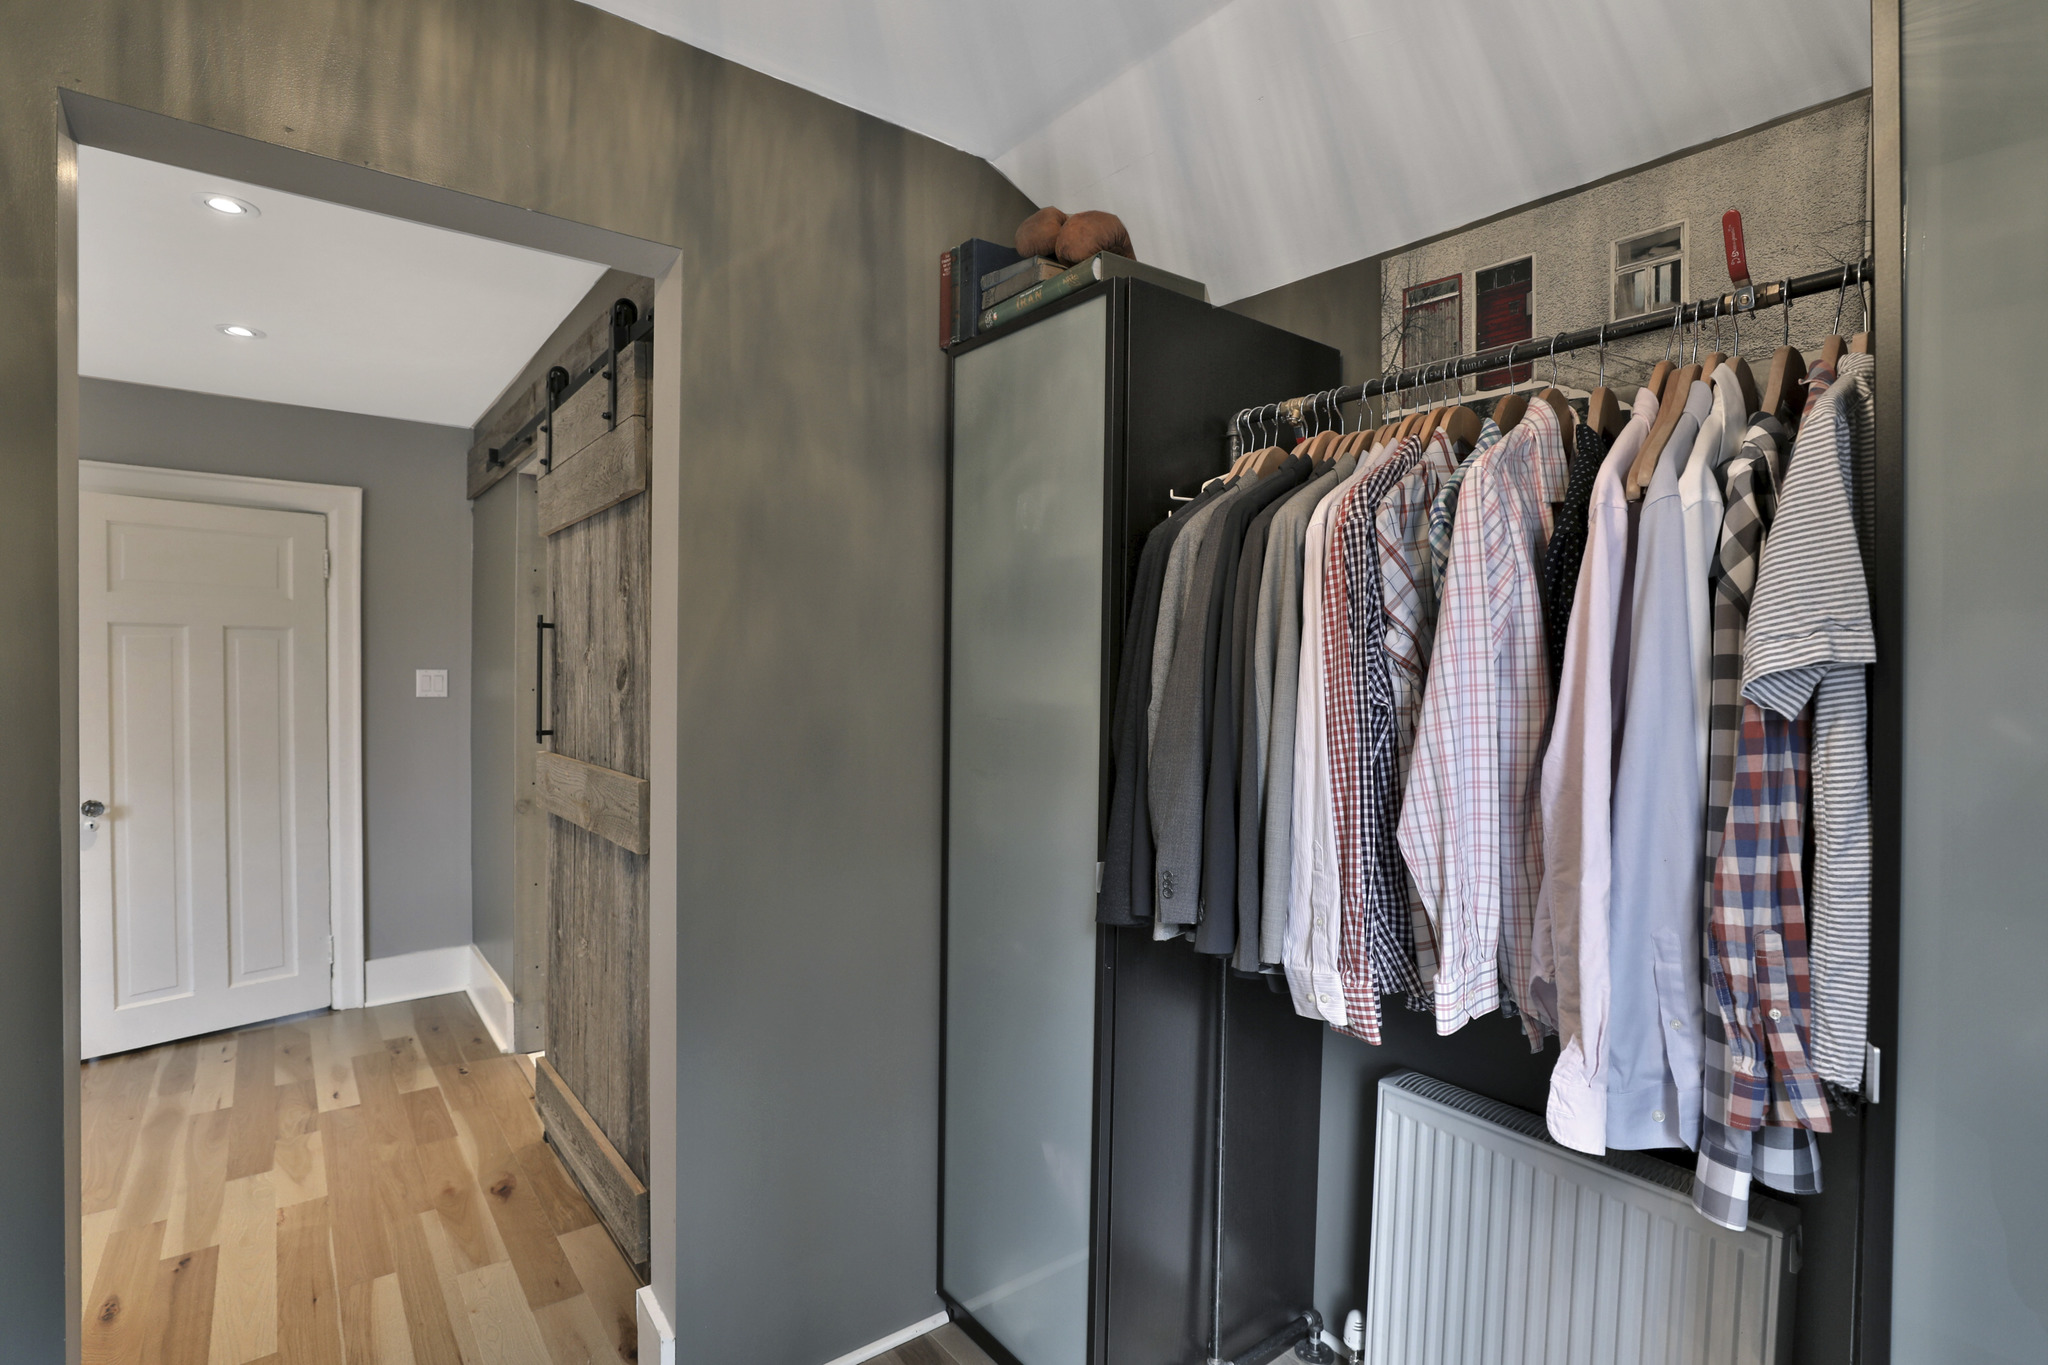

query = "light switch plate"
[{"left": 415, "top": 669, "right": 448, "bottom": 698}]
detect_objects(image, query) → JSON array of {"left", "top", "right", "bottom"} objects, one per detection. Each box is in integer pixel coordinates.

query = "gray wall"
[
  {"left": 78, "top": 377, "right": 475, "bottom": 961},
  {"left": 469, "top": 470, "right": 520, "bottom": 986},
  {"left": 1228, "top": 253, "right": 1384, "bottom": 390},
  {"left": 1, "top": 3, "right": 1030, "bottom": 1360}
]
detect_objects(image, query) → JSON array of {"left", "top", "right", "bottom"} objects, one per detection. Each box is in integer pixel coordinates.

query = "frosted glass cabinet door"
[{"left": 944, "top": 297, "right": 1108, "bottom": 1365}]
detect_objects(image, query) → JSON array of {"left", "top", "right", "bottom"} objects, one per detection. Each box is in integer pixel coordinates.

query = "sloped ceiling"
[{"left": 583, "top": 0, "right": 1871, "bottom": 302}]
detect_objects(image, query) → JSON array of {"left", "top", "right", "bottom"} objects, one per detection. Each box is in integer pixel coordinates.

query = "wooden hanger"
[
  {"left": 1850, "top": 331, "right": 1872, "bottom": 354},
  {"left": 1820, "top": 334, "right": 1847, "bottom": 369},
  {"left": 1761, "top": 344, "right": 1807, "bottom": 423},
  {"left": 1584, "top": 325, "right": 1625, "bottom": 442},
  {"left": 1727, "top": 356, "right": 1762, "bottom": 420},
  {"left": 1646, "top": 358, "right": 1674, "bottom": 396},
  {"left": 1492, "top": 389, "right": 1529, "bottom": 432},
  {"left": 1627, "top": 363, "right": 1698, "bottom": 499},
  {"left": 1442, "top": 404, "right": 1482, "bottom": 451},
  {"left": 1697, "top": 351, "right": 1726, "bottom": 377}
]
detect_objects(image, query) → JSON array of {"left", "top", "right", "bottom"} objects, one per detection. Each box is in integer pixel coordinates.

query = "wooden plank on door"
[
  {"left": 545, "top": 820, "right": 648, "bottom": 1178},
  {"left": 535, "top": 752, "right": 650, "bottom": 854},
  {"left": 534, "top": 1059, "right": 649, "bottom": 1267},
  {"left": 537, "top": 417, "right": 649, "bottom": 536}
]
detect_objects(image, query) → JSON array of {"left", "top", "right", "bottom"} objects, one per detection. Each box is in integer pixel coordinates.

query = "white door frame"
[{"left": 79, "top": 459, "right": 367, "bottom": 1010}]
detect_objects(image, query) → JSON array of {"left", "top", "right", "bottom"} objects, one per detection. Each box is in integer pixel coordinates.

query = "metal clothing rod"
[{"left": 1267, "top": 256, "right": 1872, "bottom": 422}]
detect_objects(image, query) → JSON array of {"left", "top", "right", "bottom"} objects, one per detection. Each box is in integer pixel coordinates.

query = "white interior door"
[{"left": 79, "top": 491, "right": 332, "bottom": 1058}]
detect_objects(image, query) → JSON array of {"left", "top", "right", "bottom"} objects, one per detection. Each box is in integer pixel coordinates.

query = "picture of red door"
[{"left": 1476, "top": 257, "right": 1533, "bottom": 389}]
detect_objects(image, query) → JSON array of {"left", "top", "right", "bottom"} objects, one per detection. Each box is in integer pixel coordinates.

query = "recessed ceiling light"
[
  {"left": 217, "top": 324, "right": 265, "bottom": 339},
  {"left": 195, "top": 192, "right": 261, "bottom": 218}
]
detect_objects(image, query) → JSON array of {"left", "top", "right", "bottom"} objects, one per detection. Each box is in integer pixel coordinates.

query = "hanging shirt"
[
  {"left": 1376, "top": 436, "right": 1458, "bottom": 993},
  {"left": 1693, "top": 418, "right": 1827, "bottom": 1231},
  {"left": 1198, "top": 458, "right": 1314, "bottom": 955},
  {"left": 1256, "top": 456, "right": 1353, "bottom": 964},
  {"left": 1331, "top": 437, "right": 1436, "bottom": 1034},
  {"left": 1743, "top": 353, "right": 1875, "bottom": 1094},
  {"left": 1284, "top": 455, "right": 1375, "bottom": 1024},
  {"left": 1679, "top": 364, "right": 1747, "bottom": 783},
  {"left": 1426, "top": 418, "right": 1503, "bottom": 601},
  {"left": 1101, "top": 483, "right": 1231, "bottom": 926},
  {"left": 1149, "top": 482, "right": 1238, "bottom": 752},
  {"left": 1399, "top": 402, "right": 1566, "bottom": 1042},
  {"left": 1539, "top": 385, "right": 1660, "bottom": 1154},
  {"left": 1541, "top": 421, "right": 1612, "bottom": 678},
  {"left": 1606, "top": 377, "right": 1713, "bottom": 1151}
]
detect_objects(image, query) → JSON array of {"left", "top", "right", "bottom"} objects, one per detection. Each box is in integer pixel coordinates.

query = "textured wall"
[
  {"left": 79, "top": 378, "right": 476, "bottom": 961},
  {"left": 1381, "top": 97, "right": 1872, "bottom": 400},
  {"left": 0, "top": 2, "right": 1032, "bottom": 1359},
  {"left": 1227, "top": 253, "right": 1383, "bottom": 390}
]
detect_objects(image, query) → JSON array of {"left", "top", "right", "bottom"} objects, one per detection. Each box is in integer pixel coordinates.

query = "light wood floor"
[{"left": 81, "top": 993, "right": 642, "bottom": 1365}]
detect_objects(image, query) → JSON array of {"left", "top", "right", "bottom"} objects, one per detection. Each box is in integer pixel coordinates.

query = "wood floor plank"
[
  {"left": 83, "top": 1051, "right": 161, "bottom": 1214},
  {"left": 456, "top": 1260, "right": 555, "bottom": 1365},
  {"left": 81, "top": 1208, "right": 117, "bottom": 1314},
  {"left": 82, "top": 1219, "right": 164, "bottom": 1364},
  {"left": 433, "top": 994, "right": 503, "bottom": 1064},
  {"left": 405, "top": 1087, "right": 459, "bottom": 1148},
  {"left": 276, "top": 1197, "right": 345, "bottom": 1365},
  {"left": 555, "top": 1225, "right": 641, "bottom": 1352},
  {"left": 369, "top": 1002, "right": 423, "bottom": 1041},
  {"left": 207, "top": 1174, "right": 277, "bottom": 1365},
  {"left": 532, "top": 1295, "right": 633, "bottom": 1365},
  {"left": 166, "top": 1109, "right": 230, "bottom": 1256},
  {"left": 516, "top": 1141, "right": 599, "bottom": 1237},
  {"left": 225, "top": 1031, "right": 279, "bottom": 1179},
  {"left": 273, "top": 1026, "right": 316, "bottom": 1086},
  {"left": 157, "top": 1043, "right": 200, "bottom": 1098},
  {"left": 385, "top": 1034, "right": 429, "bottom": 1093},
  {"left": 930, "top": 1323, "right": 1001, "bottom": 1365},
  {"left": 463, "top": 1091, "right": 582, "bottom": 1310},
  {"left": 308, "top": 1017, "right": 363, "bottom": 1112},
  {"left": 188, "top": 1037, "right": 240, "bottom": 1116},
  {"left": 272, "top": 1126, "right": 327, "bottom": 1208},
  {"left": 472, "top": 1057, "right": 544, "bottom": 1148},
  {"left": 277, "top": 1079, "right": 320, "bottom": 1142},
  {"left": 320, "top": 1107, "right": 395, "bottom": 1288},
  {"left": 410, "top": 1000, "right": 467, "bottom": 1069},
  {"left": 415, "top": 1136, "right": 509, "bottom": 1274},
  {"left": 411, "top": 1211, "right": 482, "bottom": 1365},
  {"left": 341, "top": 1275, "right": 419, "bottom": 1365},
  {"left": 144, "top": 1245, "right": 218, "bottom": 1365},
  {"left": 117, "top": 1083, "right": 190, "bottom": 1230}
]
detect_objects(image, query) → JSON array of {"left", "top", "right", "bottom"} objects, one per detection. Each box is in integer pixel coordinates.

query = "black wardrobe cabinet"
[{"left": 941, "top": 279, "right": 1341, "bottom": 1365}]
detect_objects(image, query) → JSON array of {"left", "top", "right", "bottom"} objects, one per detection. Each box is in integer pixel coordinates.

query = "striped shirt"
[{"left": 1743, "top": 353, "right": 1876, "bottom": 1094}]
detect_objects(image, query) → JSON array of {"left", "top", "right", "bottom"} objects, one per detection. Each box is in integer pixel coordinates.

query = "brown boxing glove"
[
  {"left": 1015, "top": 206, "right": 1067, "bottom": 259},
  {"left": 1054, "top": 210, "right": 1135, "bottom": 264}
]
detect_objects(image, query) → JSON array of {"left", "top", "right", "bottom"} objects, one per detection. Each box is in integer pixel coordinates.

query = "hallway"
[{"left": 80, "top": 994, "right": 640, "bottom": 1364}]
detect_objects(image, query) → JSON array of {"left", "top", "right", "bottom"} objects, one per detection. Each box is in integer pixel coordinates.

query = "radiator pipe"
[{"left": 1226, "top": 1308, "right": 1334, "bottom": 1365}]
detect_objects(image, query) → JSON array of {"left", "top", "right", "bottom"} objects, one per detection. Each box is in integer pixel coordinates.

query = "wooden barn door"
[{"left": 532, "top": 305, "right": 654, "bottom": 1273}]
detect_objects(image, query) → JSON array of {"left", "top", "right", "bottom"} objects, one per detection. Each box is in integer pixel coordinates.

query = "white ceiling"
[
  {"left": 583, "top": 0, "right": 1872, "bottom": 303},
  {"left": 78, "top": 147, "right": 609, "bottom": 427}
]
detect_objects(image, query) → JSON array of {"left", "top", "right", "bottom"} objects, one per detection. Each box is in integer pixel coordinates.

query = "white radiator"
[{"left": 1364, "top": 1072, "right": 1798, "bottom": 1365}]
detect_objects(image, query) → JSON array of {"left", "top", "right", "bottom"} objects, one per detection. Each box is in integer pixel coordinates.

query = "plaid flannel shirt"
[
  {"left": 1426, "top": 419, "right": 1502, "bottom": 601},
  {"left": 1693, "top": 421, "right": 1825, "bottom": 1230},
  {"left": 1400, "top": 403, "right": 1565, "bottom": 1041}
]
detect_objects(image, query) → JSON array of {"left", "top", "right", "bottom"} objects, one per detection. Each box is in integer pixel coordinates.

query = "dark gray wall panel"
[{"left": 2, "top": 2, "right": 1033, "bottom": 1359}]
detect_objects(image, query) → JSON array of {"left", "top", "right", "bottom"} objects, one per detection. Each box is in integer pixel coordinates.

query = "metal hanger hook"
[
  {"left": 1832, "top": 262, "right": 1851, "bottom": 335},
  {"left": 1596, "top": 323, "right": 1607, "bottom": 389},
  {"left": 1549, "top": 332, "right": 1562, "bottom": 389},
  {"left": 1782, "top": 279, "right": 1793, "bottom": 348}
]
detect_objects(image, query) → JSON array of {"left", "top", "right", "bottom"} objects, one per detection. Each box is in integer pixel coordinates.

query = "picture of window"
[
  {"left": 1475, "top": 256, "right": 1533, "bottom": 388},
  {"left": 1401, "top": 274, "right": 1462, "bottom": 370},
  {"left": 1613, "top": 222, "right": 1684, "bottom": 319}
]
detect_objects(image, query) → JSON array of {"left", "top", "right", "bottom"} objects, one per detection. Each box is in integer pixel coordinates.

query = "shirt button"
[
  {"left": 1669, "top": 1019, "right": 1683, "bottom": 1030},
  {"left": 1314, "top": 915, "right": 1325, "bottom": 927},
  {"left": 1652, "top": 1109, "right": 1666, "bottom": 1124},
  {"left": 1768, "top": 1008, "right": 1783, "bottom": 1020}
]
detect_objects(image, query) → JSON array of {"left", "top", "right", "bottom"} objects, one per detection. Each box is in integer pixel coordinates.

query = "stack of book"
[{"left": 940, "top": 238, "right": 1209, "bottom": 350}]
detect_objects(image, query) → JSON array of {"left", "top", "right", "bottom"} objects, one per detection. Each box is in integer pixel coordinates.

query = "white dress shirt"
[
  {"left": 1282, "top": 451, "right": 1375, "bottom": 1024},
  {"left": 1540, "top": 387, "right": 1659, "bottom": 1154},
  {"left": 1678, "top": 364, "right": 1744, "bottom": 779},
  {"left": 1606, "top": 379, "right": 1713, "bottom": 1152}
]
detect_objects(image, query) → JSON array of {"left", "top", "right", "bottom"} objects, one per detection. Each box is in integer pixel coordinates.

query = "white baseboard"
[
  {"left": 362, "top": 945, "right": 472, "bottom": 1007},
  {"left": 465, "top": 944, "right": 517, "bottom": 1055},
  {"left": 360, "top": 944, "right": 519, "bottom": 1056},
  {"left": 819, "top": 1312, "right": 951, "bottom": 1365},
  {"left": 636, "top": 1286, "right": 677, "bottom": 1365}
]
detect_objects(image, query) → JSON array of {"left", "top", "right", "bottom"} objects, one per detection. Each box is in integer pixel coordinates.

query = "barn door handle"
[{"left": 536, "top": 615, "right": 556, "bottom": 745}]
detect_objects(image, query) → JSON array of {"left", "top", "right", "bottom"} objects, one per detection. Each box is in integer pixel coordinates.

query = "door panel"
[{"left": 81, "top": 491, "right": 331, "bottom": 1058}]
